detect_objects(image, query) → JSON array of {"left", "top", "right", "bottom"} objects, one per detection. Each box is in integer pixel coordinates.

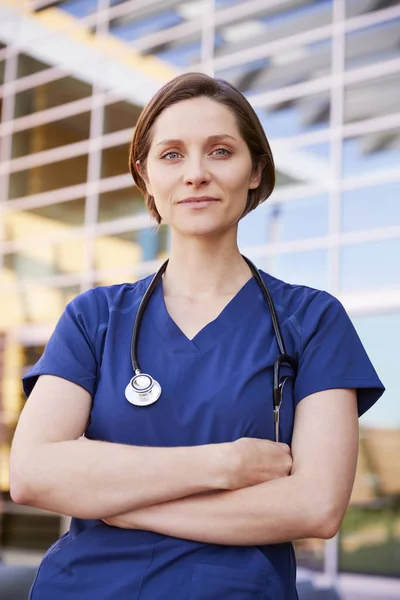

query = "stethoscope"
[{"left": 125, "top": 256, "right": 297, "bottom": 442}]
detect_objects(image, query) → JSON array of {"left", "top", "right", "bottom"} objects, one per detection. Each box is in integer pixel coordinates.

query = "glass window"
[
  {"left": 3, "top": 198, "right": 86, "bottom": 242},
  {"left": 344, "top": 72, "right": 400, "bottom": 124},
  {"left": 3, "top": 238, "right": 87, "bottom": 281},
  {"left": 340, "top": 238, "right": 400, "bottom": 291},
  {"left": 341, "top": 182, "right": 400, "bottom": 233},
  {"left": 339, "top": 311, "right": 400, "bottom": 577},
  {"left": 101, "top": 144, "right": 130, "bottom": 179},
  {"left": 14, "top": 76, "right": 92, "bottom": 118},
  {"left": 8, "top": 154, "right": 88, "bottom": 199},
  {"left": 342, "top": 128, "right": 400, "bottom": 179},
  {"left": 153, "top": 31, "right": 204, "bottom": 69},
  {"left": 294, "top": 538, "right": 325, "bottom": 572},
  {"left": 274, "top": 141, "right": 331, "bottom": 188},
  {"left": 57, "top": 0, "right": 99, "bottom": 18},
  {"left": 345, "top": 17, "right": 400, "bottom": 70},
  {"left": 17, "top": 53, "right": 49, "bottom": 79},
  {"left": 11, "top": 112, "right": 91, "bottom": 158},
  {"left": 346, "top": 0, "right": 396, "bottom": 18},
  {"left": 268, "top": 249, "right": 329, "bottom": 290},
  {"left": 215, "top": 1, "right": 332, "bottom": 95},
  {"left": 0, "top": 284, "right": 81, "bottom": 328},
  {"left": 238, "top": 196, "right": 329, "bottom": 248},
  {"left": 98, "top": 188, "right": 145, "bottom": 223},
  {"left": 352, "top": 312, "right": 400, "bottom": 430},
  {"left": 103, "top": 100, "right": 141, "bottom": 134},
  {"left": 219, "top": 38, "right": 332, "bottom": 96},
  {"left": 94, "top": 226, "right": 168, "bottom": 272},
  {"left": 109, "top": 7, "right": 184, "bottom": 43},
  {"left": 256, "top": 90, "right": 331, "bottom": 139}
]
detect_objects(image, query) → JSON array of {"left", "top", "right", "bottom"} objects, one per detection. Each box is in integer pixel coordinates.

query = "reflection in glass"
[
  {"left": 294, "top": 538, "right": 325, "bottom": 572},
  {"left": 269, "top": 249, "right": 329, "bottom": 290},
  {"left": 342, "top": 128, "right": 400, "bottom": 179},
  {"left": 340, "top": 238, "right": 400, "bottom": 291},
  {"left": 341, "top": 182, "right": 400, "bottom": 233},
  {"left": 345, "top": 17, "right": 400, "bottom": 70},
  {"left": 94, "top": 226, "right": 169, "bottom": 272},
  {"left": 238, "top": 196, "right": 329, "bottom": 248},
  {"left": 58, "top": 0, "right": 99, "bottom": 18},
  {"left": 257, "top": 91, "right": 330, "bottom": 139},
  {"left": 8, "top": 155, "right": 88, "bottom": 199},
  {"left": 103, "top": 100, "right": 141, "bottom": 134},
  {"left": 222, "top": 38, "right": 331, "bottom": 96},
  {"left": 215, "top": 0, "right": 332, "bottom": 96},
  {"left": 154, "top": 31, "right": 204, "bottom": 69},
  {"left": 109, "top": 6, "right": 184, "bottom": 43},
  {"left": 339, "top": 311, "right": 400, "bottom": 577},
  {"left": 0, "top": 285, "right": 81, "bottom": 328},
  {"left": 3, "top": 239, "right": 87, "bottom": 281},
  {"left": 17, "top": 53, "right": 49, "bottom": 79},
  {"left": 14, "top": 76, "right": 92, "bottom": 118},
  {"left": 3, "top": 198, "right": 86, "bottom": 242},
  {"left": 344, "top": 73, "right": 400, "bottom": 124},
  {"left": 101, "top": 144, "right": 130, "bottom": 178},
  {"left": 12, "top": 112, "right": 91, "bottom": 158},
  {"left": 98, "top": 188, "right": 145, "bottom": 223},
  {"left": 274, "top": 142, "right": 331, "bottom": 188},
  {"left": 353, "top": 312, "right": 400, "bottom": 430}
]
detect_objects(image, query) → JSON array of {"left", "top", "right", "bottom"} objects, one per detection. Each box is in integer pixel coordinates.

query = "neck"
[{"left": 163, "top": 228, "right": 252, "bottom": 298}]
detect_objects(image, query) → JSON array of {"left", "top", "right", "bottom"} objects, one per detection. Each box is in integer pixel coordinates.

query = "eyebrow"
[{"left": 155, "top": 134, "right": 237, "bottom": 148}]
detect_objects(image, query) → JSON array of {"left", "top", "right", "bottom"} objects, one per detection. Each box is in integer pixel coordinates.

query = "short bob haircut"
[{"left": 129, "top": 72, "right": 275, "bottom": 224}]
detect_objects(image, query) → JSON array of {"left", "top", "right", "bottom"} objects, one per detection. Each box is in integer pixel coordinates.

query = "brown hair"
[{"left": 129, "top": 72, "right": 275, "bottom": 223}]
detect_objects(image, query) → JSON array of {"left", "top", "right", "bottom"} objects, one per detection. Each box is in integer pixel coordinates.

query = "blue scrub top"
[{"left": 22, "top": 270, "right": 384, "bottom": 600}]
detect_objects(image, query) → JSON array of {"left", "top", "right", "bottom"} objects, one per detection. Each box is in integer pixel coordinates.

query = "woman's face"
[{"left": 142, "top": 97, "right": 261, "bottom": 237}]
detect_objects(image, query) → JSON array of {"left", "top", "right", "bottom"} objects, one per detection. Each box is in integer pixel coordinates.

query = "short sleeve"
[
  {"left": 294, "top": 291, "right": 385, "bottom": 416},
  {"left": 22, "top": 289, "right": 100, "bottom": 398}
]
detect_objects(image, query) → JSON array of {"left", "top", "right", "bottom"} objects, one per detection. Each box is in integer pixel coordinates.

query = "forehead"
[{"left": 151, "top": 97, "right": 241, "bottom": 142}]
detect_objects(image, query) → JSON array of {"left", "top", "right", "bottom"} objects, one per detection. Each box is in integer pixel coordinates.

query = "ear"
[
  {"left": 136, "top": 160, "right": 153, "bottom": 196},
  {"left": 249, "top": 162, "right": 263, "bottom": 190}
]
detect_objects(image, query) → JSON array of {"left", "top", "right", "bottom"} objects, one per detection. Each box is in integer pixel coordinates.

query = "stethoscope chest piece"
[{"left": 125, "top": 373, "right": 162, "bottom": 406}]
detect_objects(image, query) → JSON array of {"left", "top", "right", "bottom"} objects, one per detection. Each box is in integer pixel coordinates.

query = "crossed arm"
[
  {"left": 105, "top": 388, "right": 359, "bottom": 545},
  {"left": 10, "top": 374, "right": 359, "bottom": 546}
]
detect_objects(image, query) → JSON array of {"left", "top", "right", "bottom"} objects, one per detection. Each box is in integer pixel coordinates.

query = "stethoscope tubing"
[{"left": 128, "top": 256, "right": 297, "bottom": 442}]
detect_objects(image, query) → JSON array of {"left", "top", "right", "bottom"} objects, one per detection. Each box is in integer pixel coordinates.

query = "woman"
[{"left": 10, "top": 73, "right": 384, "bottom": 600}]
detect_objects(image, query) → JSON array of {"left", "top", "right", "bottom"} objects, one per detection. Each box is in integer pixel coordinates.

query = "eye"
[
  {"left": 212, "top": 148, "right": 231, "bottom": 157},
  {"left": 161, "top": 151, "right": 181, "bottom": 160}
]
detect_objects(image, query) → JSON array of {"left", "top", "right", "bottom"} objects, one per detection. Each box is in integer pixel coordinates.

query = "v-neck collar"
[{"left": 148, "top": 275, "right": 260, "bottom": 353}]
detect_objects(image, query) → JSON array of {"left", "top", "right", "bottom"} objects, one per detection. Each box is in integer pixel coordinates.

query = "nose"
[{"left": 182, "top": 156, "right": 210, "bottom": 187}]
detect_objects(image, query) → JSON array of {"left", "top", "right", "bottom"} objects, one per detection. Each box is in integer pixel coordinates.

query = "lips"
[{"left": 178, "top": 196, "right": 219, "bottom": 204}]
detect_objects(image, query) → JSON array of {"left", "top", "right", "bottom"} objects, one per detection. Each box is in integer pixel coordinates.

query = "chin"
[{"left": 176, "top": 217, "right": 229, "bottom": 238}]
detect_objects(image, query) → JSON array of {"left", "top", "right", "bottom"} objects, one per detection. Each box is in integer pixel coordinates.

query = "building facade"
[{"left": 0, "top": 0, "right": 399, "bottom": 592}]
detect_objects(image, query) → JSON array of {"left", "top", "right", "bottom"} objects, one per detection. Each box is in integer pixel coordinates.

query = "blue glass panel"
[
  {"left": 238, "top": 197, "right": 329, "bottom": 247},
  {"left": 59, "top": 0, "right": 98, "bottom": 18},
  {"left": 342, "top": 182, "right": 400, "bottom": 233},
  {"left": 352, "top": 312, "right": 400, "bottom": 429},
  {"left": 340, "top": 238, "right": 400, "bottom": 291},
  {"left": 270, "top": 249, "right": 329, "bottom": 290},
  {"left": 155, "top": 45, "right": 199, "bottom": 68},
  {"left": 342, "top": 132, "right": 400, "bottom": 179},
  {"left": 259, "top": 0, "right": 332, "bottom": 26},
  {"left": 110, "top": 11, "right": 183, "bottom": 42},
  {"left": 257, "top": 97, "right": 330, "bottom": 139},
  {"left": 345, "top": 18, "right": 400, "bottom": 70}
]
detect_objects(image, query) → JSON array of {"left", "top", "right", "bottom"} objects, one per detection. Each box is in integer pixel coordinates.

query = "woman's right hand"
[{"left": 225, "top": 437, "right": 293, "bottom": 490}]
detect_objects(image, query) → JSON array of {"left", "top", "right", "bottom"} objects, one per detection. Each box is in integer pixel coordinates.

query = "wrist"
[{"left": 204, "top": 442, "right": 234, "bottom": 491}]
